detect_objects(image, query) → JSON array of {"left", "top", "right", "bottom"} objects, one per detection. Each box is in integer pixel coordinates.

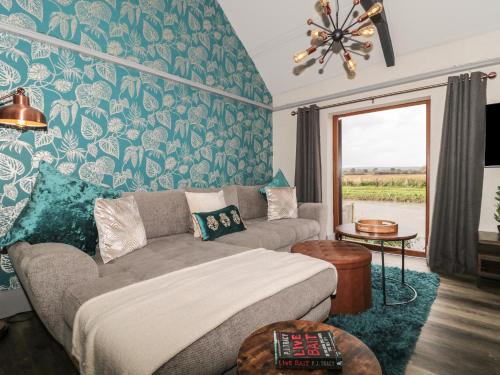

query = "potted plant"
[{"left": 496, "top": 186, "right": 500, "bottom": 233}]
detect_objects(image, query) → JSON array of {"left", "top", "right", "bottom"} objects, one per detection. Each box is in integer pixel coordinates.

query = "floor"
[
  {"left": 372, "top": 253, "right": 500, "bottom": 375},
  {"left": 0, "top": 253, "right": 499, "bottom": 375}
]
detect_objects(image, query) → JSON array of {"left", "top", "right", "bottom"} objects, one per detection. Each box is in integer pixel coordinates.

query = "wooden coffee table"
[
  {"left": 237, "top": 320, "right": 381, "bottom": 375},
  {"left": 336, "top": 223, "right": 418, "bottom": 306}
]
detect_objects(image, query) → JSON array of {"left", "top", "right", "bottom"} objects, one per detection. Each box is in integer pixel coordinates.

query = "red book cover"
[{"left": 273, "top": 330, "right": 343, "bottom": 370}]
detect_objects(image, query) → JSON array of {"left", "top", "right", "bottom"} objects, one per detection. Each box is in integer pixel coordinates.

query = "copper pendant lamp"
[{"left": 0, "top": 88, "right": 47, "bottom": 131}]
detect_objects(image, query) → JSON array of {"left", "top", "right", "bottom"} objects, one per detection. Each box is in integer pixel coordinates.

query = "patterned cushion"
[
  {"left": 193, "top": 205, "right": 246, "bottom": 241},
  {"left": 266, "top": 187, "right": 298, "bottom": 221},
  {"left": 185, "top": 191, "right": 227, "bottom": 238},
  {"left": 0, "top": 253, "right": 18, "bottom": 291},
  {"left": 0, "top": 162, "right": 119, "bottom": 255},
  {"left": 259, "top": 169, "right": 290, "bottom": 197},
  {"left": 94, "top": 195, "right": 147, "bottom": 264}
]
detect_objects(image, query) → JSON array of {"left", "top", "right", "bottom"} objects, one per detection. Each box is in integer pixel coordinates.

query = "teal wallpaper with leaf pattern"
[{"left": 0, "top": 0, "right": 273, "bottom": 291}]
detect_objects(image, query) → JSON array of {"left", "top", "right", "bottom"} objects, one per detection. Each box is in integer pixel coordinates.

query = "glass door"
[{"left": 333, "top": 101, "right": 430, "bottom": 254}]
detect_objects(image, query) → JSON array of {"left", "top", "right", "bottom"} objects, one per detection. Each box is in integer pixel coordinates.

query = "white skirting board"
[{"left": 0, "top": 288, "right": 31, "bottom": 319}]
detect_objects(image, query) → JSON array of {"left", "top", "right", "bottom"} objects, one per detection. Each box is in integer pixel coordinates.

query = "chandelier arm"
[
  {"left": 344, "top": 18, "right": 362, "bottom": 31},
  {"left": 340, "top": 41, "right": 348, "bottom": 53},
  {"left": 328, "top": 13, "right": 338, "bottom": 30},
  {"left": 309, "top": 21, "right": 331, "bottom": 33},
  {"left": 343, "top": 36, "right": 362, "bottom": 43},
  {"left": 343, "top": 46, "right": 368, "bottom": 58},
  {"left": 320, "top": 41, "right": 336, "bottom": 60},
  {"left": 340, "top": 3, "right": 357, "bottom": 30},
  {"left": 343, "top": 43, "right": 358, "bottom": 51},
  {"left": 319, "top": 37, "right": 334, "bottom": 46},
  {"left": 319, "top": 47, "right": 336, "bottom": 69},
  {"left": 335, "top": 0, "right": 340, "bottom": 27}
]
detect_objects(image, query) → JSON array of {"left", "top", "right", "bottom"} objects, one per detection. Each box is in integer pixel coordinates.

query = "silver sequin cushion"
[
  {"left": 94, "top": 195, "right": 147, "bottom": 264},
  {"left": 266, "top": 187, "right": 298, "bottom": 221}
]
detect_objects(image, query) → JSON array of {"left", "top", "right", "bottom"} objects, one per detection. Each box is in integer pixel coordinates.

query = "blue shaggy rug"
[{"left": 327, "top": 265, "right": 440, "bottom": 375}]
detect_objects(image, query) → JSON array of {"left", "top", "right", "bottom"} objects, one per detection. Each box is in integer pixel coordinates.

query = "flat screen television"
[{"left": 486, "top": 103, "right": 500, "bottom": 167}]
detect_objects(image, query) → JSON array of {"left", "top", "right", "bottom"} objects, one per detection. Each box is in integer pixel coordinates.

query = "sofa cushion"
[
  {"left": 94, "top": 195, "right": 147, "bottom": 263},
  {"left": 266, "top": 187, "right": 298, "bottom": 221},
  {"left": 214, "top": 217, "right": 320, "bottom": 250},
  {"left": 236, "top": 186, "right": 267, "bottom": 220},
  {"left": 186, "top": 186, "right": 239, "bottom": 208},
  {"left": 259, "top": 169, "right": 290, "bottom": 197},
  {"left": 185, "top": 190, "right": 227, "bottom": 238},
  {"left": 0, "top": 162, "right": 118, "bottom": 255},
  {"left": 154, "top": 272, "right": 336, "bottom": 375},
  {"left": 62, "top": 234, "right": 251, "bottom": 328},
  {"left": 193, "top": 205, "right": 246, "bottom": 241},
  {"left": 124, "top": 190, "right": 190, "bottom": 239}
]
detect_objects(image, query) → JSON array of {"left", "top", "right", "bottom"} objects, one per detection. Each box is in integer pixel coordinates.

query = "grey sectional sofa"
[{"left": 8, "top": 185, "right": 336, "bottom": 375}]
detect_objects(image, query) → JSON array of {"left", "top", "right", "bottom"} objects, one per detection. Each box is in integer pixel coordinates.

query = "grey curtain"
[
  {"left": 429, "top": 72, "right": 487, "bottom": 275},
  {"left": 295, "top": 105, "right": 322, "bottom": 203}
]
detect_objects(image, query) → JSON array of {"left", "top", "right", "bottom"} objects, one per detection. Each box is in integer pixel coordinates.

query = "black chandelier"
[{"left": 294, "top": 0, "right": 384, "bottom": 74}]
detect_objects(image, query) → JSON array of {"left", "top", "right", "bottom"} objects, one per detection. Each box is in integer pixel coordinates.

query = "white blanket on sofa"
[{"left": 72, "top": 248, "right": 336, "bottom": 375}]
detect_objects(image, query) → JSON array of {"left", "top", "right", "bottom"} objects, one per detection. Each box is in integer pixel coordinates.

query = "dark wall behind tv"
[{"left": 486, "top": 103, "right": 500, "bottom": 167}]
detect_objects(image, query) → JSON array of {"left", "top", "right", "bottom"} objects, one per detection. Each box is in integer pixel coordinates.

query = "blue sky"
[{"left": 341, "top": 104, "right": 427, "bottom": 168}]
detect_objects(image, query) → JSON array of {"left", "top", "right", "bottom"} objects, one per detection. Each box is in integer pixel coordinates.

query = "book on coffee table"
[{"left": 273, "top": 330, "right": 343, "bottom": 370}]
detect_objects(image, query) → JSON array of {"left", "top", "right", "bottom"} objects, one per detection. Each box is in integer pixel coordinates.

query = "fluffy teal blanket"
[{"left": 328, "top": 265, "right": 440, "bottom": 375}]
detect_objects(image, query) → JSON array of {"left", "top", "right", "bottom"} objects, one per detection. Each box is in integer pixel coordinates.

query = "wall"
[
  {"left": 0, "top": 1, "right": 272, "bottom": 294},
  {"left": 273, "top": 29, "right": 500, "bottom": 240}
]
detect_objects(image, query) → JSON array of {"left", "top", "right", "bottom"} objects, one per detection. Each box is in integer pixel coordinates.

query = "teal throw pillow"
[
  {"left": 0, "top": 162, "right": 119, "bottom": 255},
  {"left": 193, "top": 205, "right": 246, "bottom": 241},
  {"left": 259, "top": 169, "right": 290, "bottom": 197}
]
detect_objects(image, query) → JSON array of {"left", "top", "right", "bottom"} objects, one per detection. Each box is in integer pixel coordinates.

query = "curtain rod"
[{"left": 291, "top": 72, "right": 497, "bottom": 116}]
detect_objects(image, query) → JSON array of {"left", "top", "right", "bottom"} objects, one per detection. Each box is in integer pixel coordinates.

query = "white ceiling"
[{"left": 218, "top": 0, "right": 500, "bottom": 97}]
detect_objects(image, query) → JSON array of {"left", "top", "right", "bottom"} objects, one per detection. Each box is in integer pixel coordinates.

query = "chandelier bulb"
[
  {"left": 311, "top": 29, "right": 329, "bottom": 42},
  {"left": 294, "top": 51, "right": 308, "bottom": 64},
  {"left": 319, "top": 57, "right": 325, "bottom": 64},
  {"left": 307, "top": 18, "right": 313, "bottom": 25},
  {"left": 319, "top": 0, "right": 332, "bottom": 15},
  {"left": 351, "top": 24, "right": 376, "bottom": 37},
  {"left": 353, "top": 0, "right": 360, "bottom": 4},
  {"left": 294, "top": 46, "right": 317, "bottom": 64},
  {"left": 311, "top": 29, "right": 322, "bottom": 39},
  {"left": 358, "top": 2, "right": 384, "bottom": 22},
  {"left": 364, "top": 42, "right": 373, "bottom": 50},
  {"left": 344, "top": 52, "right": 356, "bottom": 73}
]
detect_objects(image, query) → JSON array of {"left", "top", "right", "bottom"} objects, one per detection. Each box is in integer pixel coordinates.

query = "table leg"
[
  {"left": 381, "top": 240, "right": 387, "bottom": 305},
  {"left": 383, "top": 238, "right": 417, "bottom": 306},
  {"left": 402, "top": 240, "right": 405, "bottom": 284}
]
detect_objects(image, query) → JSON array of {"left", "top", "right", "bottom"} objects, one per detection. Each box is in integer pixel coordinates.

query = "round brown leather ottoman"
[{"left": 291, "top": 240, "right": 372, "bottom": 314}]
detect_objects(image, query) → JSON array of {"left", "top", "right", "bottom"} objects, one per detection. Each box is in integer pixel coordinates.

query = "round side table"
[
  {"left": 237, "top": 320, "right": 381, "bottom": 375},
  {"left": 336, "top": 223, "right": 418, "bottom": 306}
]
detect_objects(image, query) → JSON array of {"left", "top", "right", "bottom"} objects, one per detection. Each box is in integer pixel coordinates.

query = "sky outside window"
[{"left": 341, "top": 104, "right": 427, "bottom": 169}]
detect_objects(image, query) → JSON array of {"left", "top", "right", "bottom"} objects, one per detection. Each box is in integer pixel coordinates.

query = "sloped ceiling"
[{"left": 218, "top": 0, "right": 500, "bottom": 96}]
